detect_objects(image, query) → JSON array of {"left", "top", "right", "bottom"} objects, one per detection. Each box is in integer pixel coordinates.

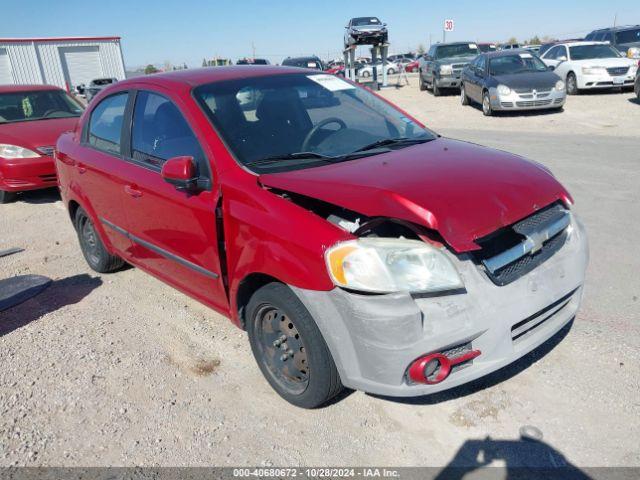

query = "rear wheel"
[
  {"left": 75, "top": 207, "right": 124, "bottom": 273},
  {"left": 460, "top": 83, "right": 469, "bottom": 105},
  {"left": 0, "top": 190, "right": 17, "bottom": 204},
  {"left": 361, "top": 70, "right": 371, "bottom": 78},
  {"left": 566, "top": 73, "right": 579, "bottom": 95},
  {"left": 246, "top": 282, "right": 343, "bottom": 409},
  {"left": 482, "top": 91, "right": 493, "bottom": 116}
]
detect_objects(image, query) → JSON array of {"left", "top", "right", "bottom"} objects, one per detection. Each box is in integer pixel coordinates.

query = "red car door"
[
  {"left": 118, "top": 88, "right": 227, "bottom": 312},
  {"left": 64, "top": 91, "right": 133, "bottom": 255}
]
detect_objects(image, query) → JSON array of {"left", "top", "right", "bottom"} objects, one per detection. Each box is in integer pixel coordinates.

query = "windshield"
[
  {"left": 436, "top": 44, "right": 479, "bottom": 59},
  {"left": 616, "top": 28, "right": 640, "bottom": 44},
  {"left": 0, "top": 90, "right": 83, "bottom": 124},
  {"left": 569, "top": 44, "right": 621, "bottom": 60},
  {"left": 489, "top": 53, "right": 548, "bottom": 75},
  {"left": 478, "top": 44, "right": 497, "bottom": 53},
  {"left": 194, "top": 73, "right": 436, "bottom": 173},
  {"left": 352, "top": 17, "right": 381, "bottom": 26}
]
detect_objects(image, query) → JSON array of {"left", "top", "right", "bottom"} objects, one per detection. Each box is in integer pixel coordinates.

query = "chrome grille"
[
  {"left": 607, "top": 67, "right": 629, "bottom": 76},
  {"left": 516, "top": 99, "right": 553, "bottom": 107},
  {"left": 36, "top": 146, "right": 55, "bottom": 157},
  {"left": 474, "top": 203, "right": 570, "bottom": 286}
]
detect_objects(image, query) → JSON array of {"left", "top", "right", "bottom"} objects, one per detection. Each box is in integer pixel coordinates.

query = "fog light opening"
[{"left": 408, "top": 349, "right": 482, "bottom": 385}]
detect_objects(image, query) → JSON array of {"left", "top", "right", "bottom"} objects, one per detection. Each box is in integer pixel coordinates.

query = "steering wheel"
[{"left": 301, "top": 117, "right": 347, "bottom": 152}]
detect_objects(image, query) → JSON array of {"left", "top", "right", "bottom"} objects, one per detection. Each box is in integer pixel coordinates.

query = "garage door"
[
  {"left": 59, "top": 46, "right": 102, "bottom": 90},
  {"left": 0, "top": 49, "right": 13, "bottom": 84}
]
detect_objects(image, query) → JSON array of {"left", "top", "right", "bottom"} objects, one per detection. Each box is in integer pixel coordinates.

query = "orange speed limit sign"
[{"left": 444, "top": 19, "right": 455, "bottom": 32}]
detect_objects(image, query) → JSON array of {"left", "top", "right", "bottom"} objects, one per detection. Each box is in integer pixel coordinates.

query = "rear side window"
[
  {"left": 88, "top": 93, "right": 128, "bottom": 154},
  {"left": 131, "top": 91, "right": 203, "bottom": 167}
]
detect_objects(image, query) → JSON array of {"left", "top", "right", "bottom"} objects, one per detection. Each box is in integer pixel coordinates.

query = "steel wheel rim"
[
  {"left": 81, "top": 219, "right": 100, "bottom": 265},
  {"left": 254, "top": 305, "right": 309, "bottom": 395},
  {"left": 483, "top": 95, "right": 491, "bottom": 114},
  {"left": 568, "top": 75, "right": 576, "bottom": 92}
]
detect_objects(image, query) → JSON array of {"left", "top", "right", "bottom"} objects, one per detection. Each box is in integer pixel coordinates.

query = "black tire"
[
  {"left": 419, "top": 71, "right": 427, "bottom": 91},
  {"left": 482, "top": 90, "right": 493, "bottom": 116},
  {"left": 460, "top": 83, "right": 469, "bottom": 105},
  {"left": 566, "top": 73, "right": 579, "bottom": 95},
  {"left": 432, "top": 80, "right": 441, "bottom": 97},
  {"left": 0, "top": 190, "right": 17, "bottom": 204},
  {"left": 246, "top": 282, "right": 343, "bottom": 409},
  {"left": 361, "top": 70, "right": 370, "bottom": 78},
  {"left": 75, "top": 207, "right": 124, "bottom": 273},
  {"left": 388, "top": 68, "right": 396, "bottom": 75}
]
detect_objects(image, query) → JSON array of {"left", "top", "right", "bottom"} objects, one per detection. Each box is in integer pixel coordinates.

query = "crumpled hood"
[
  {"left": 260, "top": 138, "right": 572, "bottom": 252},
  {"left": 0, "top": 117, "right": 79, "bottom": 151}
]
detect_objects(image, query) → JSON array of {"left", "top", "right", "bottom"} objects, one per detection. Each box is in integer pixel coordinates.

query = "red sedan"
[
  {"left": 405, "top": 59, "right": 419, "bottom": 72},
  {"left": 0, "top": 85, "right": 83, "bottom": 203},
  {"left": 56, "top": 67, "right": 587, "bottom": 408}
]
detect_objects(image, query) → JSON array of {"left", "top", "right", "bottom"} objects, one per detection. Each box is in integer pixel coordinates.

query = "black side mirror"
[{"left": 548, "top": 65, "right": 556, "bottom": 71}]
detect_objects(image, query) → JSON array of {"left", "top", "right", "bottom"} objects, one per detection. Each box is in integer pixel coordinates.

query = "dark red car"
[
  {"left": 0, "top": 85, "right": 83, "bottom": 203},
  {"left": 405, "top": 59, "right": 419, "bottom": 72},
  {"left": 56, "top": 67, "right": 588, "bottom": 408}
]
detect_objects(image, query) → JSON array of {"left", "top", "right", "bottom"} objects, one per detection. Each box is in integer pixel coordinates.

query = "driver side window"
[{"left": 131, "top": 91, "right": 203, "bottom": 168}]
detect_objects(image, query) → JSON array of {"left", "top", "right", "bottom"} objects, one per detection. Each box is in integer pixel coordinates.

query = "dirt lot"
[{"left": 1, "top": 83, "right": 639, "bottom": 470}]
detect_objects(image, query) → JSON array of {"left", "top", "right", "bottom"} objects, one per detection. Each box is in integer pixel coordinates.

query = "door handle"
[{"left": 124, "top": 185, "right": 143, "bottom": 198}]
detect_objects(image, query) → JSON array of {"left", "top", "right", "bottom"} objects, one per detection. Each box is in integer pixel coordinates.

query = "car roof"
[
  {"left": 483, "top": 49, "right": 538, "bottom": 58},
  {"left": 0, "top": 84, "right": 62, "bottom": 94},
  {"left": 552, "top": 41, "right": 610, "bottom": 47},
  {"left": 112, "top": 66, "right": 317, "bottom": 90},
  {"left": 590, "top": 25, "right": 639, "bottom": 33},
  {"left": 434, "top": 42, "right": 476, "bottom": 47}
]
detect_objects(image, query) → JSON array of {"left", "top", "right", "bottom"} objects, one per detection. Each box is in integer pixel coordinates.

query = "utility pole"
[{"left": 613, "top": 13, "right": 618, "bottom": 28}]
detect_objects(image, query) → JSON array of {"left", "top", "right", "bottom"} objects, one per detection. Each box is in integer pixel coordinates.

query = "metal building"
[{"left": 0, "top": 36, "right": 126, "bottom": 90}]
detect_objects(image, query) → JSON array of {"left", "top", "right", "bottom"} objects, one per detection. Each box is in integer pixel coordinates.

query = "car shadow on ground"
[
  {"left": 434, "top": 435, "right": 592, "bottom": 479},
  {"left": 628, "top": 97, "right": 640, "bottom": 105},
  {"left": 0, "top": 274, "right": 102, "bottom": 337},
  {"left": 368, "top": 318, "right": 574, "bottom": 406},
  {"left": 15, "top": 187, "right": 60, "bottom": 205}
]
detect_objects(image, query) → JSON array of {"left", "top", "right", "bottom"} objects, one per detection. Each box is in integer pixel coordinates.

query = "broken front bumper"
[{"left": 292, "top": 216, "right": 588, "bottom": 397}]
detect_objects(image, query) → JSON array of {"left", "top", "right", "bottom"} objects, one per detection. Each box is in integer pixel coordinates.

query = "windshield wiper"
[
  {"left": 245, "top": 151, "right": 338, "bottom": 167},
  {"left": 349, "top": 137, "right": 433, "bottom": 154}
]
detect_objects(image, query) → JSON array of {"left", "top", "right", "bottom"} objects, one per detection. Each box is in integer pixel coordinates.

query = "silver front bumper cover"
[
  {"left": 292, "top": 216, "right": 588, "bottom": 397},
  {"left": 491, "top": 87, "right": 566, "bottom": 111}
]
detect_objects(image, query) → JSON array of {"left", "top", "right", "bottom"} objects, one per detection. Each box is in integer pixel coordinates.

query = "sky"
[{"left": 3, "top": 0, "right": 638, "bottom": 68}]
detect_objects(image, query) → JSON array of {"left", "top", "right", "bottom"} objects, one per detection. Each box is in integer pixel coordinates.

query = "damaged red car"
[
  {"left": 55, "top": 67, "right": 588, "bottom": 408},
  {"left": 1, "top": 85, "right": 83, "bottom": 203}
]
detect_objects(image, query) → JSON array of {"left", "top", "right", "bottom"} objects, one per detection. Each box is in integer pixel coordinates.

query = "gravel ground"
[{"left": 0, "top": 83, "right": 638, "bottom": 469}]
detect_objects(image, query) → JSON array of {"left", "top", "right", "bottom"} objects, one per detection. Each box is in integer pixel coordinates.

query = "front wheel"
[
  {"left": 361, "top": 70, "right": 370, "bottom": 78},
  {"left": 75, "top": 207, "right": 124, "bottom": 273},
  {"left": 482, "top": 91, "right": 493, "bottom": 116},
  {"left": 0, "top": 190, "right": 17, "bottom": 204},
  {"left": 566, "top": 73, "right": 579, "bottom": 95},
  {"left": 432, "top": 81, "right": 441, "bottom": 97},
  {"left": 246, "top": 283, "right": 343, "bottom": 408}
]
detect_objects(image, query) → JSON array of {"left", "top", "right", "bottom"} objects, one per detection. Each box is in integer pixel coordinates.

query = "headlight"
[
  {"left": 555, "top": 80, "right": 565, "bottom": 91},
  {"left": 439, "top": 64, "right": 453, "bottom": 75},
  {"left": 0, "top": 144, "right": 40, "bottom": 159},
  {"left": 497, "top": 84, "right": 511, "bottom": 96},
  {"left": 628, "top": 47, "right": 640, "bottom": 59},
  {"left": 325, "top": 238, "right": 464, "bottom": 294},
  {"left": 582, "top": 66, "right": 606, "bottom": 75}
]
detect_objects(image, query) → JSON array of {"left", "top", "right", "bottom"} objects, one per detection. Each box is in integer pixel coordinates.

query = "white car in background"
[
  {"left": 359, "top": 62, "right": 397, "bottom": 78},
  {"left": 540, "top": 41, "right": 638, "bottom": 95}
]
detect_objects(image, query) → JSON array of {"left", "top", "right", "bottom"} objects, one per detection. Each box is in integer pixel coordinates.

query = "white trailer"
[{"left": 0, "top": 36, "right": 126, "bottom": 91}]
